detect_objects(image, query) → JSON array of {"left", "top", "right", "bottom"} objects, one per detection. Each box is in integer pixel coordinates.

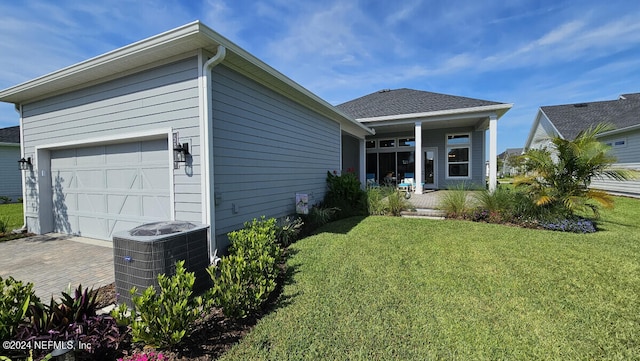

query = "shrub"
[
  {"left": 307, "top": 204, "right": 339, "bottom": 227},
  {"left": 0, "top": 216, "right": 10, "bottom": 234},
  {"left": 207, "top": 217, "right": 281, "bottom": 318},
  {"left": 538, "top": 217, "right": 596, "bottom": 233},
  {"left": 438, "top": 184, "right": 471, "bottom": 218},
  {"left": 386, "top": 189, "right": 411, "bottom": 216},
  {"left": 118, "top": 351, "right": 166, "bottom": 361},
  {"left": 324, "top": 171, "right": 367, "bottom": 219},
  {"left": 15, "top": 285, "right": 123, "bottom": 360},
  {"left": 111, "top": 260, "right": 202, "bottom": 348},
  {"left": 0, "top": 276, "right": 38, "bottom": 341},
  {"left": 0, "top": 196, "right": 11, "bottom": 204},
  {"left": 366, "top": 187, "right": 387, "bottom": 215},
  {"left": 276, "top": 216, "right": 304, "bottom": 247}
]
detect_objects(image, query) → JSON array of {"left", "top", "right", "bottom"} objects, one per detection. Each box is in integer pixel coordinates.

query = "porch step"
[{"left": 400, "top": 208, "right": 446, "bottom": 220}]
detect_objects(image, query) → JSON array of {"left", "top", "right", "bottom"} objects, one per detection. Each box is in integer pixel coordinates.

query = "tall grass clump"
[
  {"left": 366, "top": 187, "right": 410, "bottom": 216},
  {"left": 438, "top": 183, "right": 471, "bottom": 218}
]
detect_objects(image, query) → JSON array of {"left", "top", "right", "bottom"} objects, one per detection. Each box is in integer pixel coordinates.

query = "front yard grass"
[
  {"left": 220, "top": 196, "right": 640, "bottom": 360},
  {"left": 0, "top": 203, "right": 24, "bottom": 239}
]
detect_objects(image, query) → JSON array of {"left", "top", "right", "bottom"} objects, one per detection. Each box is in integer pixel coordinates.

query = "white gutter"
[
  {"left": 199, "top": 45, "right": 226, "bottom": 265},
  {"left": 16, "top": 104, "right": 28, "bottom": 232}
]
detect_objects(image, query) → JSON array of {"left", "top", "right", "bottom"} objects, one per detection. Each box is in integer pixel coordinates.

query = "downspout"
[
  {"left": 200, "top": 45, "right": 226, "bottom": 265},
  {"left": 16, "top": 104, "right": 28, "bottom": 232}
]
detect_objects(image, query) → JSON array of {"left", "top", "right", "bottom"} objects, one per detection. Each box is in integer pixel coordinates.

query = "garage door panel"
[
  {"left": 50, "top": 138, "right": 170, "bottom": 240},
  {"left": 78, "top": 216, "right": 108, "bottom": 239},
  {"left": 106, "top": 169, "right": 139, "bottom": 189},
  {"left": 76, "top": 170, "right": 106, "bottom": 189},
  {"left": 107, "top": 194, "right": 140, "bottom": 216},
  {"left": 52, "top": 170, "right": 75, "bottom": 189},
  {"left": 76, "top": 146, "right": 105, "bottom": 164},
  {"left": 141, "top": 168, "right": 170, "bottom": 189},
  {"left": 106, "top": 143, "right": 140, "bottom": 164}
]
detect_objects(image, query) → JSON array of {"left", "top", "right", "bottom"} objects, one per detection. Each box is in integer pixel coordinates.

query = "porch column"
[
  {"left": 359, "top": 138, "right": 366, "bottom": 189},
  {"left": 489, "top": 114, "right": 498, "bottom": 192},
  {"left": 414, "top": 121, "right": 423, "bottom": 194}
]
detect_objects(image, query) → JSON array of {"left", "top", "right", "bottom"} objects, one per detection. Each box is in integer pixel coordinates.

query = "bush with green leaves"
[
  {"left": 14, "top": 285, "right": 123, "bottom": 360},
  {"left": 324, "top": 171, "right": 367, "bottom": 219},
  {"left": 0, "top": 276, "right": 38, "bottom": 341},
  {"left": 276, "top": 216, "right": 304, "bottom": 247},
  {"left": 207, "top": 217, "right": 281, "bottom": 318},
  {"left": 515, "top": 122, "right": 636, "bottom": 218},
  {"left": 111, "top": 260, "right": 202, "bottom": 348},
  {"left": 0, "top": 196, "right": 11, "bottom": 204}
]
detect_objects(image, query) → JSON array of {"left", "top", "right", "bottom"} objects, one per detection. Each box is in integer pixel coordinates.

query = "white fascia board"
[
  {"left": 523, "top": 109, "right": 563, "bottom": 150},
  {"left": 357, "top": 103, "right": 513, "bottom": 124},
  {"left": 198, "top": 25, "right": 374, "bottom": 136},
  {"left": 597, "top": 123, "right": 640, "bottom": 137},
  {"left": 0, "top": 21, "right": 206, "bottom": 103},
  {"left": 0, "top": 21, "right": 374, "bottom": 137}
]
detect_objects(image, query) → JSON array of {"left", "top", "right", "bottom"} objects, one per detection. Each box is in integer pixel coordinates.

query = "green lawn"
[
  {"left": 0, "top": 203, "right": 24, "bottom": 231},
  {"left": 221, "top": 196, "right": 640, "bottom": 360}
]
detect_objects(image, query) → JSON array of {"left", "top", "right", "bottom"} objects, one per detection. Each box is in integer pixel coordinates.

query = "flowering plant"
[{"left": 118, "top": 350, "right": 165, "bottom": 361}]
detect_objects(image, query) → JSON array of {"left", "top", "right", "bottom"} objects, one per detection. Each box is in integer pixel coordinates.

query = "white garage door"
[{"left": 50, "top": 138, "right": 171, "bottom": 240}]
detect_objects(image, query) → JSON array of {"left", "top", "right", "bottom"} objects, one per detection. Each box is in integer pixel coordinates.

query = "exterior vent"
[
  {"left": 573, "top": 103, "right": 588, "bottom": 108},
  {"left": 378, "top": 89, "right": 391, "bottom": 93}
]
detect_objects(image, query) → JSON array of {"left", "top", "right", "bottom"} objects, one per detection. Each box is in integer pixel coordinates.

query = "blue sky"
[{"left": 1, "top": 0, "right": 639, "bottom": 152}]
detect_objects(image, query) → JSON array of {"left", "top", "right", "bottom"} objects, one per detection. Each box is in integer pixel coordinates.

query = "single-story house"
[
  {"left": 337, "top": 89, "right": 512, "bottom": 192},
  {"left": 497, "top": 147, "right": 523, "bottom": 177},
  {"left": 524, "top": 93, "right": 640, "bottom": 197},
  {"left": 0, "top": 21, "right": 374, "bottom": 257},
  {"left": 0, "top": 126, "right": 22, "bottom": 202}
]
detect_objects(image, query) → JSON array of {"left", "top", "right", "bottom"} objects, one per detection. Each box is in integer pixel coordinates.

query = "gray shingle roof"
[
  {"left": 0, "top": 126, "right": 19, "bottom": 143},
  {"left": 541, "top": 94, "right": 640, "bottom": 140},
  {"left": 336, "top": 88, "right": 505, "bottom": 119},
  {"left": 498, "top": 148, "right": 523, "bottom": 159}
]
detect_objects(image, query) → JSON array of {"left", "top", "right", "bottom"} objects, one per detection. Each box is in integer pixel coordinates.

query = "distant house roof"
[
  {"left": 336, "top": 88, "right": 508, "bottom": 120},
  {"left": 0, "top": 126, "right": 19, "bottom": 144},
  {"left": 540, "top": 93, "right": 640, "bottom": 140},
  {"left": 498, "top": 148, "right": 523, "bottom": 159}
]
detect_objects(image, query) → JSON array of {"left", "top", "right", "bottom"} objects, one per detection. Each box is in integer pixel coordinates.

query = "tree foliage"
[{"left": 514, "top": 123, "right": 636, "bottom": 217}]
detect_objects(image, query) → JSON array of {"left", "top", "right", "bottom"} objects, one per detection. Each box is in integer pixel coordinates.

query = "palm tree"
[{"left": 514, "top": 123, "right": 636, "bottom": 217}]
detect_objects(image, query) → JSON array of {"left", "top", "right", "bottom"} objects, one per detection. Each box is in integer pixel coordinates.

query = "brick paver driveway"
[{"left": 0, "top": 234, "right": 114, "bottom": 301}]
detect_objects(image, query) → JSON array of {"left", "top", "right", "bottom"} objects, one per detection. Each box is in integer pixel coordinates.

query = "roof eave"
[
  {"left": 597, "top": 123, "right": 640, "bottom": 137},
  {"left": 356, "top": 103, "right": 513, "bottom": 124},
  {"left": 0, "top": 21, "right": 374, "bottom": 137}
]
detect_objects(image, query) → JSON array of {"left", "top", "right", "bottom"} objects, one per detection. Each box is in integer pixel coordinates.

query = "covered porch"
[{"left": 337, "top": 89, "right": 512, "bottom": 192}]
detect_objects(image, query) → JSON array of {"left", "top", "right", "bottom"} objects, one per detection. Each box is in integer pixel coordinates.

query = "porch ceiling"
[{"left": 363, "top": 115, "right": 489, "bottom": 134}]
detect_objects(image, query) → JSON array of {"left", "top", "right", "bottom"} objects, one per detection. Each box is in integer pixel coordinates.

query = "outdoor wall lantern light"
[
  {"left": 18, "top": 157, "right": 32, "bottom": 171},
  {"left": 173, "top": 142, "right": 189, "bottom": 163}
]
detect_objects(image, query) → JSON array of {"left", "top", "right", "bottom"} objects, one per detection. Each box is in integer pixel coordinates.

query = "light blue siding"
[
  {"left": 591, "top": 129, "right": 640, "bottom": 196},
  {"left": 20, "top": 57, "right": 202, "bottom": 235},
  {"left": 211, "top": 65, "right": 341, "bottom": 241},
  {"left": 0, "top": 145, "right": 22, "bottom": 202}
]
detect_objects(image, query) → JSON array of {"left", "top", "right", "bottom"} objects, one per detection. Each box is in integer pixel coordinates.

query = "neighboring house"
[
  {"left": 0, "top": 21, "right": 373, "bottom": 256},
  {"left": 524, "top": 93, "right": 640, "bottom": 197},
  {"left": 337, "top": 89, "right": 512, "bottom": 192},
  {"left": 497, "top": 147, "right": 523, "bottom": 177},
  {"left": 0, "top": 126, "right": 22, "bottom": 202}
]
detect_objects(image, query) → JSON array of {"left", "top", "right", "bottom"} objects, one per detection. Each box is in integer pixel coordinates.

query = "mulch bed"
[{"left": 94, "top": 261, "right": 290, "bottom": 360}]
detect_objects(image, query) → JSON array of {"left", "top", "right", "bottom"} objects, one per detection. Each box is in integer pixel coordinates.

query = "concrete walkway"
[{"left": 0, "top": 233, "right": 114, "bottom": 301}]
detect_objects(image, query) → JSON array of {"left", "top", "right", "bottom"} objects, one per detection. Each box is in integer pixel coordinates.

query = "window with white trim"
[
  {"left": 604, "top": 139, "right": 626, "bottom": 148},
  {"left": 446, "top": 133, "right": 470, "bottom": 178}
]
